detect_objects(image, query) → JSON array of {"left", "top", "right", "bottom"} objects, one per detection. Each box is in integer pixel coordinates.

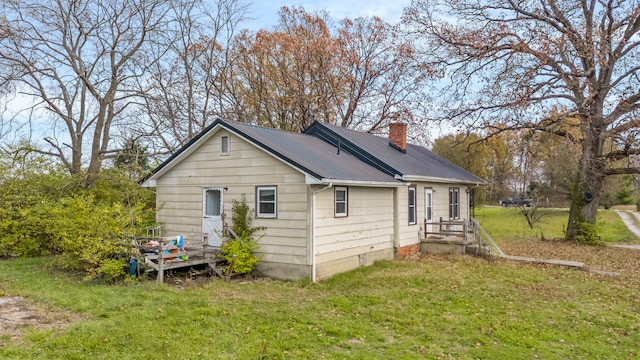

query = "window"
[
  {"left": 221, "top": 135, "right": 229, "bottom": 155},
  {"left": 335, "top": 187, "right": 348, "bottom": 217},
  {"left": 449, "top": 187, "right": 460, "bottom": 220},
  {"left": 408, "top": 186, "right": 417, "bottom": 225},
  {"left": 205, "top": 189, "right": 221, "bottom": 216},
  {"left": 256, "top": 186, "right": 277, "bottom": 218}
]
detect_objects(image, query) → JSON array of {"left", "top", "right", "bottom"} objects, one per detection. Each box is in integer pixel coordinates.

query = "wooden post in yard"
[
  {"left": 423, "top": 219, "right": 427, "bottom": 239},
  {"left": 463, "top": 221, "right": 468, "bottom": 244},
  {"left": 157, "top": 241, "right": 164, "bottom": 283},
  {"left": 226, "top": 254, "right": 237, "bottom": 283}
]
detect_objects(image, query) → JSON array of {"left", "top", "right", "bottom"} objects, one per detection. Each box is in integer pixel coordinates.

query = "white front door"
[
  {"left": 425, "top": 188, "right": 433, "bottom": 234},
  {"left": 203, "top": 187, "right": 223, "bottom": 247}
]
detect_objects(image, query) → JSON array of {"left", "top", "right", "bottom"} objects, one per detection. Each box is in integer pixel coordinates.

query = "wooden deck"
[{"left": 135, "top": 237, "right": 222, "bottom": 282}]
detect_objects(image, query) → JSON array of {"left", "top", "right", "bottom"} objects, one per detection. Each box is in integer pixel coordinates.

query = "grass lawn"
[
  {"left": 475, "top": 206, "right": 637, "bottom": 243},
  {"left": 1, "top": 207, "right": 639, "bottom": 359}
]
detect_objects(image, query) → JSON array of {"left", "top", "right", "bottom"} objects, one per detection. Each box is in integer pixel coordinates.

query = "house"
[{"left": 140, "top": 118, "right": 485, "bottom": 281}]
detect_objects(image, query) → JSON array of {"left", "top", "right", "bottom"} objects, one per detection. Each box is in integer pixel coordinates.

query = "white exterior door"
[
  {"left": 203, "top": 187, "right": 223, "bottom": 247},
  {"left": 425, "top": 189, "right": 433, "bottom": 234}
]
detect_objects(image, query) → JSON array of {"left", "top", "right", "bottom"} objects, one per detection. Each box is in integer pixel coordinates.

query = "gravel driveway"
[{"left": 614, "top": 210, "right": 640, "bottom": 249}]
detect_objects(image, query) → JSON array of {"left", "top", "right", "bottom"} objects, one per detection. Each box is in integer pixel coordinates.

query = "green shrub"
[
  {"left": 96, "top": 258, "right": 131, "bottom": 283},
  {"left": 0, "top": 153, "right": 156, "bottom": 281},
  {"left": 220, "top": 194, "right": 263, "bottom": 275},
  {"left": 574, "top": 221, "right": 602, "bottom": 245},
  {"left": 49, "top": 194, "right": 133, "bottom": 280},
  {"left": 0, "top": 158, "right": 71, "bottom": 256},
  {"left": 220, "top": 235, "right": 261, "bottom": 275},
  {"left": 230, "top": 194, "right": 264, "bottom": 238}
]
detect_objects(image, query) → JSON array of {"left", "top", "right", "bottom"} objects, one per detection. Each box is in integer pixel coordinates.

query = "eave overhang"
[{"left": 399, "top": 175, "right": 487, "bottom": 186}]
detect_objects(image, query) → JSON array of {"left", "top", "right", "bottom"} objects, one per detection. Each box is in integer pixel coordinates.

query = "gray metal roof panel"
[
  {"left": 143, "top": 118, "right": 483, "bottom": 186},
  {"left": 305, "top": 122, "right": 486, "bottom": 184},
  {"left": 218, "top": 120, "right": 401, "bottom": 184}
]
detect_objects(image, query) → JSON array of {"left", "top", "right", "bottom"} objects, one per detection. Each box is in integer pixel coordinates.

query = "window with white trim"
[
  {"left": 449, "top": 187, "right": 460, "bottom": 220},
  {"left": 335, "top": 187, "right": 348, "bottom": 217},
  {"left": 408, "top": 185, "right": 417, "bottom": 225},
  {"left": 256, "top": 186, "right": 277, "bottom": 218},
  {"left": 221, "top": 135, "right": 229, "bottom": 155}
]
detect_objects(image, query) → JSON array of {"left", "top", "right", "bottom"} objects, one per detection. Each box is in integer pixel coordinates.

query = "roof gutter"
[
  {"left": 320, "top": 179, "right": 408, "bottom": 187},
  {"left": 311, "top": 182, "right": 333, "bottom": 283},
  {"left": 400, "top": 175, "right": 486, "bottom": 185}
]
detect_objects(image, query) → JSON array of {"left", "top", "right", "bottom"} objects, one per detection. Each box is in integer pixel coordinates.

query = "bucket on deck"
[{"left": 129, "top": 257, "right": 138, "bottom": 276}]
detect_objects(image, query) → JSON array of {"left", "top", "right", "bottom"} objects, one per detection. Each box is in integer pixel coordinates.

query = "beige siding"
[
  {"left": 155, "top": 129, "right": 309, "bottom": 278},
  {"left": 314, "top": 186, "right": 395, "bottom": 269},
  {"left": 394, "top": 182, "right": 474, "bottom": 247},
  {"left": 426, "top": 183, "right": 471, "bottom": 222},
  {"left": 395, "top": 185, "right": 419, "bottom": 248},
  {"left": 153, "top": 126, "right": 477, "bottom": 281}
]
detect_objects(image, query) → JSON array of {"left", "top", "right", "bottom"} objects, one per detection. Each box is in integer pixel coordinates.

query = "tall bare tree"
[
  {"left": 336, "top": 15, "right": 434, "bottom": 132},
  {"left": 136, "top": 0, "right": 250, "bottom": 153},
  {"left": 404, "top": 0, "right": 640, "bottom": 241},
  {"left": 0, "top": 0, "right": 170, "bottom": 184}
]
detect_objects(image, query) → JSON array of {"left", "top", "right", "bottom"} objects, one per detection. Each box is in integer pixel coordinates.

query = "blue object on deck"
[{"left": 129, "top": 257, "right": 138, "bottom": 276}]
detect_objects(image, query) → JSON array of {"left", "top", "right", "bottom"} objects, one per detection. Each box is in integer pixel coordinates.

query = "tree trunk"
[
  {"left": 565, "top": 129, "right": 606, "bottom": 242},
  {"left": 566, "top": 187, "right": 602, "bottom": 241}
]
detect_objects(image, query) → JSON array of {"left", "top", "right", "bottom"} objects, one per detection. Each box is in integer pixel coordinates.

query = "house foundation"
[
  {"left": 396, "top": 243, "right": 420, "bottom": 258},
  {"left": 315, "top": 248, "right": 394, "bottom": 281},
  {"left": 420, "top": 237, "right": 467, "bottom": 255}
]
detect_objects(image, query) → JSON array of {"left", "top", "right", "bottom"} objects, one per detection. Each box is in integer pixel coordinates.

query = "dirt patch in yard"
[{"left": 0, "top": 296, "right": 79, "bottom": 343}]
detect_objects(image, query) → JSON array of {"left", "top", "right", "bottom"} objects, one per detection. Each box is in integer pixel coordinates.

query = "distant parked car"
[{"left": 500, "top": 198, "right": 532, "bottom": 207}]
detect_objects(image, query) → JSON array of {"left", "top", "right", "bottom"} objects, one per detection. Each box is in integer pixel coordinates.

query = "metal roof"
[
  {"left": 142, "top": 118, "right": 485, "bottom": 187},
  {"left": 141, "top": 118, "right": 402, "bottom": 186},
  {"left": 303, "top": 121, "right": 486, "bottom": 184},
  {"left": 221, "top": 120, "right": 402, "bottom": 184}
]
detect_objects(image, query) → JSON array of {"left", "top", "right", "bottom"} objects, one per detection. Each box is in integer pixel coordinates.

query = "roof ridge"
[
  {"left": 314, "top": 121, "right": 381, "bottom": 136},
  {"left": 221, "top": 118, "right": 316, "bottom": 138}
]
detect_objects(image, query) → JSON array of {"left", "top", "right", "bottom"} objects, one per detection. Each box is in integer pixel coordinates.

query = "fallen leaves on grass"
[{"left": 498, "top": 239, "right": 640, "bottom": 278}]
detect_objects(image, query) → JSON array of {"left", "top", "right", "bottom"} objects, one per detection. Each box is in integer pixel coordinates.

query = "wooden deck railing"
[
  {"left": 423, "top": 217, "right": 504, "bottom": 256},
  {"left": 423, "top": 217, "right": 468, "bottom": 240}
]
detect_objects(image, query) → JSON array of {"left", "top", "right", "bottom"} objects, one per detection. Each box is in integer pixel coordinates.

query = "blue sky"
[
  {"left": 248, "top": 0, "right": 412, "bottom": 29},
  {"left": 0, "top": 0, "right": 419, "bottom": 149}
]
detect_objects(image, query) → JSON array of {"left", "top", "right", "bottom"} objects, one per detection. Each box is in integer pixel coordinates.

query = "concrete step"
[
  {"left": 499, "top": 254, "right": 584, "bottom": 269},
  {"left": 465, "top": 244, "right": 491, "bottom": 255}
]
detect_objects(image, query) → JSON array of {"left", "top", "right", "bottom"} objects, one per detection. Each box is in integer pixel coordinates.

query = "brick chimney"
[{"left": 389, "top": 123, "right": 407, "bottom": 153}]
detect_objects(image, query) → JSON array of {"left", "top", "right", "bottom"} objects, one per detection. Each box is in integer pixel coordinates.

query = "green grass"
[
  {"left": 1, "top": 207, "right": 639, "bottom": 359},
  {"left": 1, "top": 255, "right": 640, "bottom": 359},
  {"left": 476, "top": 207, "right": 637, "bottom": 243}
]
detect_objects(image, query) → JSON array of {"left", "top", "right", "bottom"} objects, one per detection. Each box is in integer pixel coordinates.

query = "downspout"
[
  {"left": 311, "top": 182, "right": 333, "bottom": 283},
  {"left": 393, "top": 187, "right": 399, "bottom": 257},
  {"left": 466, "top": 184, "right": 480, "bottom": 219}
]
